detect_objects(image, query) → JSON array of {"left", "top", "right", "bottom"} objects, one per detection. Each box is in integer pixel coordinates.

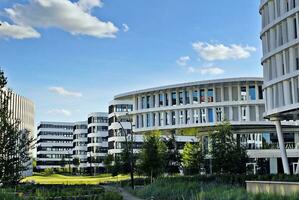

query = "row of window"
[
  {"left": 88, "top": 126, "right": 108, "bottom": 133},
  {"left": 38, "top": 124, "right": 73, "bottom": 130},
  {"left": 87, "top": 147, "right": 108, "bottom": 153},
  {"left": 88, "top": 116, "right": 108, "bottom": 124},
  {"left": 38, "top": 131, "right": 73, "bottom": 137},
  {"left": 37, "top": 147, "right": 72, "bottom": 152},
  {"left": 136, "top": 85, "right": 263, "bottom": 110},
  {"left": 135, "top": 106, "right": 265, "bottom": 128},
  {"left": 37, "top": 154, "right": 72, "bottom": 159},
  {"left": 88, "top": 137, "right": 108, "bottom": 143},
  {"left": 74, "top": 124, "right": 87, "bottom": 130},
  {"left": 261, "top": 0, "right": 298, "bottom": 28},
  {"left": 73, "top": 133, "right": 88, "bottom": 140},
  {"left": 109, "top": 104, "right": 133, "bottom": 114}
]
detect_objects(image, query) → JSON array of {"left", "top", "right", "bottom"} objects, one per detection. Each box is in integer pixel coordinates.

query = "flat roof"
[{"left": 115, "top": 77, "right": 263, "bottom": 99}]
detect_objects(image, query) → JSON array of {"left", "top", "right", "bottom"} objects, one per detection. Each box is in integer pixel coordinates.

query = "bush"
[{"left": 44, "top": 168, "right": 54, "bottom": 175}]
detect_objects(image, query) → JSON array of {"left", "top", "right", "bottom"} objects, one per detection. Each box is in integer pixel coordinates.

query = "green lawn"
[{"left": 22, "top": 173, "right": 130, "bottom": 185}]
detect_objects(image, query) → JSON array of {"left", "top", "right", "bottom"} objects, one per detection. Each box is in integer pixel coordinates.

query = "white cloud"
[
  {"left": 0, "top": 21, "right": 40, "bottom": 39},
  {"left": 49, "top": 86, "right": 82, "bottom": 97},
  {"left": 192, "top": 42, "right": 256, "bottom": 61},
  {"left": 3, "top": 0, "right": 118, "bottom": 39},
  {"left": 47, "top": 109, "right": 72, "bottom": 117},
  {"left": 122, "top": 23, "right": 129, "bottom": 32},
  {"left": 176, "top": 56, "right": 190, "bottom": 66},
  {"left": 186, "top": 66, "right": 224, "bottom": 75},
  {"left": 77, "top": 0, "right": 103, "bottom": 12}
]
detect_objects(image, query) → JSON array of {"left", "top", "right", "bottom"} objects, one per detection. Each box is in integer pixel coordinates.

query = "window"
[
  {"left": 141, "top": 97, "right": 145, "bottom": 109},
  {"left": 153, "top": 113, "right": 156, "bottom": 126},
  {"left": 179, "top": 111, "right": 184, "bottom": 124},
  {"left": 241, "top": 106, "right": 246, "bottom": 121},
  {"left": 146, "top": 113, "right": 150, "bottom": 127},
  {"left": 141, "top": 115, "right": 144, "bottom": 127},
  {"left": 208, "top": 108, "right": 213, "bottom": 122},
  {"left": 185, "top": 91, "right": 190, "bottom": 104},
  {"left": 207, "top": 89, "right": 214, "bottom": 102},
  {"left": 159, "top": 94, "right": 164, "bottom": 106},
  {"left": 171, "top": 92, "right": 177, "bottom": 105},
  {"left": 165, "top": 93, "right": 169, "bottom": 106},
  {"left": 200, "top": 89, "right": 205, "bottom": 103},
  {"left": 241, "top": 86, "right": 247, "bottom": 100},
  {"left": 193, "top": 109, "right": 199, "bottom": 123},
  {"left": 171, "top": 111, "right": 176, "bottom": 125},
  {"left": 216, "top": 107, "right": 223, "bottom": 122},
  {"left": 166, "top": 112, "right": 170, "bottom": 125},
  {"left": 193, "top": 90, "right": 198, "bottom": 103},
  {"left": 179, "top": 92, "right": 183, "bottom": 105},
  {"left": 146, "top": 96, "right": 150, "bottom": 108},
  {"left": 249, "top": 86, "right": 256, "bottom": 100},
  {"left": 258, "top": 86, "right": 263, "bottom": 99},
  {"left": 200, "top": 109, "right": 206, "bottom": 123}
]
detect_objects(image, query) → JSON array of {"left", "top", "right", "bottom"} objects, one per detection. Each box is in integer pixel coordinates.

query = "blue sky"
[{"left": 0, "top": 0, "right": 262, "bottom": 124}]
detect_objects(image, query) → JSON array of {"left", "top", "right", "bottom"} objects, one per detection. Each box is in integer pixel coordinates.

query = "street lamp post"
[{"left": 115, "top": 112, "right": 134, "bottom": 190}]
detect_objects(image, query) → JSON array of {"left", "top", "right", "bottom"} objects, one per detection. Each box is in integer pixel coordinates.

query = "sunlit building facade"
[{"left": 109, "top": 78, "right": 299, "bottom": 174}]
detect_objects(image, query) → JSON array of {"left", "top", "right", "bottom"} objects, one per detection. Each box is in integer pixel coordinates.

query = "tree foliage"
[
  {"left": 182, "top": 141, "right": 203, "bottom": 175},
  {"left": 0, "top": 70, "right": 34, "bottom": 186},
  {"left": 138, "top": 131, "right": 167, "bottom": 182},
  {"left": 164, "top": 131, "right": 181, "bottom": 174},
  {"left": 209, "top": 121, "right": 248, "bottom": 174}
]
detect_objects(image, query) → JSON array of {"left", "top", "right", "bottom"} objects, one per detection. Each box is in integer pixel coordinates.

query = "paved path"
[{"left": 103, "top": 185, "right": 143, "bottom": 200}]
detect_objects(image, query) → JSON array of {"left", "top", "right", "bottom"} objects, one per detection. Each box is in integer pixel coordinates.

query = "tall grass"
[{"left": 130, "top": 177, "right": 299, "bottom": 200}]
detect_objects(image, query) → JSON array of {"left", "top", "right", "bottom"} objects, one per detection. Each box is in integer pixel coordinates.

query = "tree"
[
  {"left": 73, "top": 157, "right": 80, "bottom": 174},
  {"left": 164, "top": 131, "right": 181, "bottom": 174},
  {"left": 111, "top": 156, "right": 122, "bottom": 177},
  {"left": 120, "top": 141, "right": 133, "bottom": 174},
  {"left": 103, "top": 154, "right": 114, "bottom": 173},
  {"left": 138, "top": 131, "right": 167, "bottom": 183},
  {"left": 60, "top": 157, "right": 66, "bottom": 168},
  {"left": 182, "top": 141, "right": 203, "bottom": 175},
  {"left": 0, "top": 70, "right": 34, "bottom": 186},
  {"left": 209, "top": 121, "right": 248, "bottom": 174}
]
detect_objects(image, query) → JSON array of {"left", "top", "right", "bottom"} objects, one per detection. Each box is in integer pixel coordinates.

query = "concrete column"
[
  {"left": 268, "top": 0, "right": 275, "bottom": 22},
  {"left": 238, "top": 106, "right": 242, "bottom": 122},
  {"left": 143, "top": 114, "right": 147, "bottom": 127},
  {"left": 289, "top": 47, "right": 296, "bottom": 72},
  {"left": 270, "top": 158, "right": 278, "bottom": 174},
  {"left": 287, "top": 15, "right": 295, "bottom": 41},
  {"left": 291, "top": 77, "right": 297, "bottom": 103},
  {"left": 283, "top": 80, "right": 291, "bottom": 105},
  {"left": 155, "top": 112, "right": 159, "bottom": 127},
  {"left": 176, "top": 91, "right": 180, "bottom": 106},
  {"left": 212, "top": 86, "right": 216, "bottom": 102},
  {"left": 138, "top": 95, "right": 142, "bottom": 110},
  {"left": 255, "top": 82, "right": 259, "bottom": 100},
  {"left": 220, "top": 85, "right": 224, "bottom": 102},
  {"left": 167, "top": 111, "right": 171, "bottom": 125},
  {"left": 273, "top": 119, "right": 290, "bottom": 174},
  {"left": 189, "top": 89, "right": 193, "bottom": 104},
  {"left": 213, "top": 107, "right": 217, "bottom": 123},
  {"left": 246, "top": 106, "right": 250, "bottom": 121},
  {"left": 237, "top": 85, "right": 241, "bottom": 101},
  {"left": 183, "top": 109, "right": 187, "bottom": 125},
  {"left": 229, "top": 107, "right": 233, "bottom": 121},
  {"left": 205, "top": 88, "right": 208, "bottom": 103},
  {"left": 246, "top": 84, "right": 250, "bottom": 100},
  {"left": 189, "top": 109, "right": 194, "bottom": 124},
  {"left": 168, "top": 91, "right": 172, "bottom": 106},
  {"left": 175, "top": 110, "right": 179, "bottom": 125},
  {"left": 255, "top": 105, "right": 260, "bottom": 121}
]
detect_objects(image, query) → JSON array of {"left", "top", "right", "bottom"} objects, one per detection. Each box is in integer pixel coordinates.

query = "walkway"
[{"left": 103, "top": 185, "right": 143, "bottom": 200}]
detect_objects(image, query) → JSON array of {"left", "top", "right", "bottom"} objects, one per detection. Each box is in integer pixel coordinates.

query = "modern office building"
[
  {"left": 36, "top": 122, "right": 74, "bottom": 170},
  {"left": 109, "top": 77, "right": 299, "bottom": 174},
  {"left": 87, "top": 112, "right": 109, "bottom": 174},
  {"left": 260, "top": 0, "right": 299, "bottom": 174},
  {"left": 73, "top": 121, "right": 88, "bottom": 173},
  {"left": 36, "top": 113, "right": 109, "bottom": 173},
  {"left": 7, "top": 90, "right": 35, "bottom": 176}
]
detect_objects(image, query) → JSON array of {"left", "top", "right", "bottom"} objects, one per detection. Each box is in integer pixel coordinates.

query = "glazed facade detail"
[
  {"left": 73, "top": 121, "right": 88, "bottom": 170},
  {"left": 130, "top": 78, "right": 265, "bottom": 132},
  {"left": 260, "top": 0, "right": 299, "bottom": 119}
]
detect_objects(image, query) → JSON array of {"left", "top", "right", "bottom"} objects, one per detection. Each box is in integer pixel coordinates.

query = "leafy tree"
[
  {"left": 111, "top": 156, "right": 122, "bottom": 177},
  {"left": 138, "top": 131, "right": 167, "bottom": 183},
  {"left": 60, "top": 157, "right": 66, "bottom": 168},
  {"left": 103, "top": 154, "right": 114, "bottom": 173},
  {"left": 209, "top": 121, "right": 248, "bottom": 174},
  {"left": 182, "top": 141, "right": 203, "bottom": 175},
  {"left": 0, "top": 70, "right": 34, "bottom": 186},
  {"left": 164, "top": 131, "right": 181, "bottom": 174},
  {"left": 73, "top": 157, "right": 80, "bottom": 173},
  {"left": 120, "top": 140, "right": 133, "bottom": 174}
]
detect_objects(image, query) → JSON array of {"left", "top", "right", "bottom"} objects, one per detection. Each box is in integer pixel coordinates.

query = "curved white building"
[
  {"left": 87, "top": 112, "right": 108, "bottom": 174},
  {"left": 260, "top": 0, "right": 299, "bottom": 174},
  {"left": 73, "top": 121, "right": 88, "bottom": 172},
  {"left": 109, "top": 78, "right": 299, "bottom": 174}
]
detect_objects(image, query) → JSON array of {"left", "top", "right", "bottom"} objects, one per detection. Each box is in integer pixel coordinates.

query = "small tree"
[
  {"left": 73, "top": 157, "right": 80, "bottom": 174},
  {"left": 138, "top": 131, "right": 167, "bottom": 183},
  {"left": 104, "top": 154, "right": 114, "bottom": 173},
  {"left": 209, "top": 121, "right": 248, "bottom": 174},
  {"left": 164, "top": 131, "right": 181, "bottom": 174},
  {"left": 60, "top": 157, "right": 66, "bottom": 169},
  {"left": 182, "top": 142, "right": 203, "bottom": 175},
  {"left": 0, "top": 70, "right": 34, "bottom": 186},
  {"left": 111, "top": 156, "right": 121, "bottom": 177}
]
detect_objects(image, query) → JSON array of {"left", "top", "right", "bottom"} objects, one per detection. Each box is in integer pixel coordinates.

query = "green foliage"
[
  {"left": 164, "top": 131, "right": 181, "bottom": 174},
  {"left": 182, "top": 141, "right": 204, "bottom": 175},
  {"left": 131, "top": 176, "right": 299, "bottom": 200},
  {"left": 209, "top": 121, "right": 248, "bottom": 174},
  {"left": 0, "top": 70, "right": 34, "bottom": 186},
  {"left": 73, "top": 157, "right": 80, "bottom": 167},
  {"left": 111, "top": 157, "right": 122, "bottom": 177},
  {"left": 60, "top": 157, "right": 66, "bottom": 168},
  {"left": 138, "top": 130, "right": 167, "bottom": 181},
  {"left": 103, "top": 154, "right": 114, "bottom": 173},
  {"left": 44, "top": 168, "right": 54, "bottom": 175}
]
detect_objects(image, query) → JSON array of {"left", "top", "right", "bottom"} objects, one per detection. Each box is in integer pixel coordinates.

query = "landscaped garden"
[
  {"left": 129, "top": 176, "right": 299, "bottom": 200},
  {"left": 0, "top": 184, "right": 122, "bottom": 200}
]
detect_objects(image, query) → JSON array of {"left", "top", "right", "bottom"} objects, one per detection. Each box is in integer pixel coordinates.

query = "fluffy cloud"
[
  {"left": 192, "top": 42, "right": 256, "bottom": 61},
  {"left": 1, "top": 0, "right": 118, "bottom": 39},
  {"left": 176, "top": 56, "right": 190, "bottom": 66},
  {"left": 47, "top": 109, "right": 72, "bottom": 117},
  {"left": 186, "top": 66, "right": 224, "bottom": 75},
  {"left": 77, "top": 0, "right": 103, "bottom": 12},
  {"left": 49, "top": 87, "right": 82, "bottom": 97},
  {"left": 0, "top": 21, "right": 40, "bottom": 39},
  {"left": 122, "top": 23, "right": 129, "bottom": 32}
]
